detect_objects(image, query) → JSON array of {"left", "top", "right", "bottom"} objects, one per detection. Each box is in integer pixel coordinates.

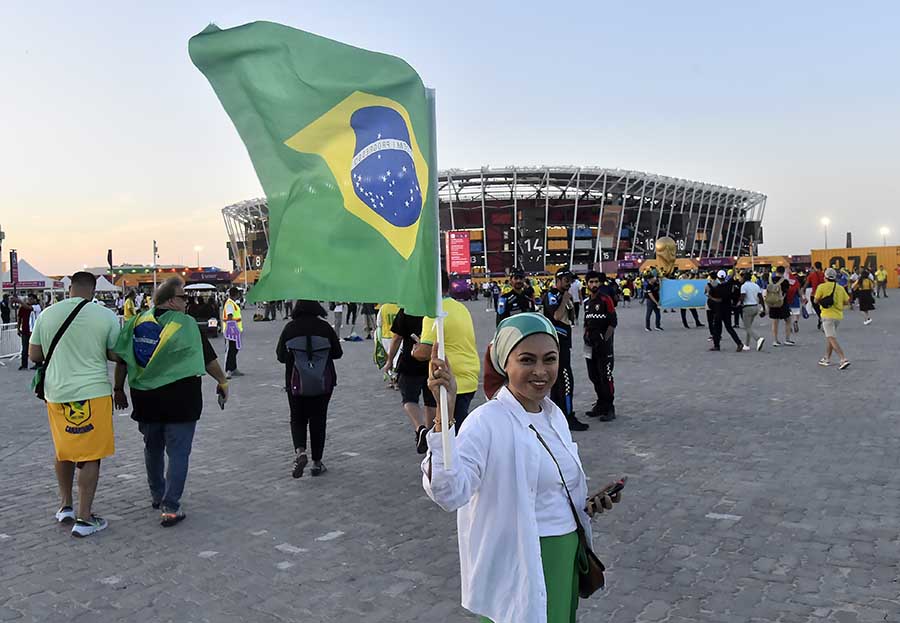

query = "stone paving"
[{"left": 1, "top": 294, "right": 899, "bottom": 622}]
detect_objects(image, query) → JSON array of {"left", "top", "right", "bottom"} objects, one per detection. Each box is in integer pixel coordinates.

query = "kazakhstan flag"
[
  {"left": 189, "top": 22, "right": 437, "bottom": 316},
  {"left": 660, "top": 279, "right": 707, "bottom": 309}
]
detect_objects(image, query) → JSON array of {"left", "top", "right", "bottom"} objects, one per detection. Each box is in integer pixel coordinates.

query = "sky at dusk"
[{"left": 2, "top": 0, "right": 899, "bottom": 276}]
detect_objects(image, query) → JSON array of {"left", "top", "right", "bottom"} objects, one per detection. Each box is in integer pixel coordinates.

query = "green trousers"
[{"left": 480, "top": 531, "right": 579, "bottom": 623}]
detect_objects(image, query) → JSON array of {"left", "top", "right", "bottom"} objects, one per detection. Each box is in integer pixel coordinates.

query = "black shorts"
[
  {"left": 398, "top": 373, "right": 436, "bottom": 407},
  {"left": 768, "top": 303, "right": 790, "bottom": 320}
]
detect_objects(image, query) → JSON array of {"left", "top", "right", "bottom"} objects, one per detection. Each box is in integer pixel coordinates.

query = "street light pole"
[
  {"left": 880, "top": 227, "right": 889, "bottom": 246},
  {"left": 152, "top": 240, "right": 158, "bottom": 292},
  {"left": 820, "top": 217, "right": 830, "bottom": 249}
]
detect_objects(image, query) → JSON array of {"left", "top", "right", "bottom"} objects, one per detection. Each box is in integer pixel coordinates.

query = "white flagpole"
[{"left": 426, "top": 88, "right": 452, "bottom": 469}]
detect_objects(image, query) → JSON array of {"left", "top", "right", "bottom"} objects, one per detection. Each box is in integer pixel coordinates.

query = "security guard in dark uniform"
[
  {"left": 583, "top": 270, "right": 618, "bottom": 421},
  {"left": 496, "top": 268, "right": 535, "bottom": 325},
  {"left": 541, "top": 268, "right": 589, "bottom": 432}
]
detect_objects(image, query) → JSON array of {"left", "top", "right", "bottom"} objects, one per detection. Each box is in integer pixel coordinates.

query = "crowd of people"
[{"left": 11, "top": 257, "right": 890, "bottom": 623}]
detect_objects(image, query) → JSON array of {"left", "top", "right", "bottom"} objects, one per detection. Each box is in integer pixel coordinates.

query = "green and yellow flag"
[
  {"left": 189, "top": 21, "right": 438, "bottom": 316},
  {"left": 114, "top": 310, "right": 207, "bottom": 391}
]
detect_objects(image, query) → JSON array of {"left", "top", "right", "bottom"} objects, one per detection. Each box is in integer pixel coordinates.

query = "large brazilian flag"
[{"left": 189, "top": 21, "right": 438, "bottom": 316}]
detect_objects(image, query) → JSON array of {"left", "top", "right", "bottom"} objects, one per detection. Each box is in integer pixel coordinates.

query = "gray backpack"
[{"left": 287, "top": 335, "right": 335, "bottom": 397}]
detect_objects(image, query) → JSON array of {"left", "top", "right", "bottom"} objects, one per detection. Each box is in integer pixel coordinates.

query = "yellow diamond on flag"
[{"left": 284, "top": 91, "right": 429, "bottom": 260}]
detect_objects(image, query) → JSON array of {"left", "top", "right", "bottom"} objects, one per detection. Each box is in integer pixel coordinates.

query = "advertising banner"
[
  {"left": 599, "top": 205, "right": 622, "bottom": 239},
  {"left": 9, "top": 250, "right": 18, "bottom": 285},
  {"left": 699, "top": 257, "right": 733, "bottom": 268},
  {"left": 446, "top": 230, "right": 471, "bottom": 274}
]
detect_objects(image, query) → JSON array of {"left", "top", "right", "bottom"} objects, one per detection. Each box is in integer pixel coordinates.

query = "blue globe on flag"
[{"left": 350, "top": 106, "right": 423, "bottom": 228}]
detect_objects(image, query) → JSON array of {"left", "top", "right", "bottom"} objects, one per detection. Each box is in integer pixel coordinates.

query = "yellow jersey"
[
  {"left": 814, "top": 283, "right": 849, "bottom": 320},
  {"left": 123, "top": 298, "right": 136, "bottom": 320},
  {"left": 421, "top": 297, "right": 480, "bottom": 394},
  {"left": 378, "top": 303, "right": 400, "bottom": 336}
]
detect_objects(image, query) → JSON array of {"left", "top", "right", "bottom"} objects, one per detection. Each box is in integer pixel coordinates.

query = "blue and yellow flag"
[
  {"left": 189, "top": 22, "right": 438, "bottom": 316},
  {"left": 660, "top": 279, "right": 707, "bottom": 309}
]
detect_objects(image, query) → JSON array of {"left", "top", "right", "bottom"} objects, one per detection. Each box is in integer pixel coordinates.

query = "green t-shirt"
[{"left": 30, "top": 298, "right": 121, "bottom": 403}]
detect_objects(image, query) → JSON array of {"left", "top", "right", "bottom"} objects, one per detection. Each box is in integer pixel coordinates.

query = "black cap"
[
  {"left": 510, "top": 267, "right": 525, "bottom": 278},
  {"left": 555, "top": 267, "right": 574, "bottom": 280}
]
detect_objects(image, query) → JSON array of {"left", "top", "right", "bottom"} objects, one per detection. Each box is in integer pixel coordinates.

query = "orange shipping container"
[{"left": 810, "top": 246, "right": 900, "bottom": 288}]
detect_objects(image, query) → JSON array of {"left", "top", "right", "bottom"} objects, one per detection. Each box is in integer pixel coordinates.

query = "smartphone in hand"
[{"left": 603, "top": 477, "right": 627, "bottom": 497}]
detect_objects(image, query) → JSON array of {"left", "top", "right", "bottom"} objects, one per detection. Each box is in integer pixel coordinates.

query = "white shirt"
[
  {"left": 333, "top": 303, "right": 344, "bottom": 313},
  {"left": 528, "top": 408, "right": 579, "bottom": 536},
  {"left": 29, "top": 303, "right": 42, "bottom": 332},
  {"left": 422, "top": 387, "right": 592, "bottom": 623},
  {"left": 568, "top": 280, "right": 582, "bottom": 303},
  {"left": 740, "top": 281, "right": 762, "bottom": 306}
]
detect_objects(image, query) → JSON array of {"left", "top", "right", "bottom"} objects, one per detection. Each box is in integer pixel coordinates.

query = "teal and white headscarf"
[{"left": 490, "top": 313, "right": 559, "bottom": 377}]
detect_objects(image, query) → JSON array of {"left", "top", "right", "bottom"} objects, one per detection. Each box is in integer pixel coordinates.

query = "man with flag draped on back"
[
  {"left": 189, "top": 21, "right": 438, "bottom": 316},
  {"left": 113, "top": 276, "right": 229, "bottom": 527}
]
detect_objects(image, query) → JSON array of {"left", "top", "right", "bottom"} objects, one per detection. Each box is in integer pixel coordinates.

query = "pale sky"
[{"left": 3, "top": 1, "right": 898, "bottom": 275}]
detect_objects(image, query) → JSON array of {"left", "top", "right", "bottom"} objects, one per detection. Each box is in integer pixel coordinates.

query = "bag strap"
[
  {"left": 44, "top": 300, "right": 90, "bottom": 367},
  {"left": 528, "top": 424, "right": 588, "bottom": 540}
]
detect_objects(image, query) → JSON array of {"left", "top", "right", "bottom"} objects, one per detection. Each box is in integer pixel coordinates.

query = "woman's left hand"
[{"left": 585, "top": 484, "right": 623, "bottom": 517}]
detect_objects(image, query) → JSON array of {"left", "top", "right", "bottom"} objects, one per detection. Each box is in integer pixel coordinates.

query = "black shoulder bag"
[
  {"left": 529, "top": 424, "right": 606, "bottom": 597},
  {"left": 818, "top": 283, "right": 837, "bottom": 309},
  {"left": 31, "top": 300, "right": 89, "bottom": 401}
]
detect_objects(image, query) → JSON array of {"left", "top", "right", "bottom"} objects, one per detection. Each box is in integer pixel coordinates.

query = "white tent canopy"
[
  {"left": 185, "top": 283, "right": 216, "bottom": 291},
  {"left": 95, "top": 276, "right": 120, "bottom": 292},
  {"left": 1, "top": 259, "right": 64, "bottom": 290},
  {"left": 60, "top": 275, "right": 120, "bottom": 293}
]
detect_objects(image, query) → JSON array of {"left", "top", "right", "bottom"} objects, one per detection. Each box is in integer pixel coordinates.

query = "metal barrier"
[{"left": 0, "top": 322, "right": 22, "bottom": 366}]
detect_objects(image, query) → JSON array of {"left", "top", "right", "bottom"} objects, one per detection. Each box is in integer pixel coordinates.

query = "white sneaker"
[
  {"left": 756, "top": 337, "right": 765, "bottom": 351},
  {"left": 55, "top": 506, "right": 75, "bottom": 523},
  {"left": 742, "top": 346, "right": 751, "bottom": 351},
  {"left": 864, "top": 318, "right": 872, "bottom": 325},
  {"left": 71, "top": 515, "right": 108, "bottom": 538},
  {"left": 772, "top": 341, "right": 783, "bottom": 347}
]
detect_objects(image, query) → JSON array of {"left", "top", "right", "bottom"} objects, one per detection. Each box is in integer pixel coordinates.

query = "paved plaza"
[{"left": 1, "top": 295, "right": 899, "bottom": 623}]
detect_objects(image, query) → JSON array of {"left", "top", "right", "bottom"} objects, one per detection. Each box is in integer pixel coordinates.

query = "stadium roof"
[
  {"left": 438, "top": 166, "right": 765, "bottom": 209},
  {"left": 220, "top": 166, "right": 767, "bottom": 222}
]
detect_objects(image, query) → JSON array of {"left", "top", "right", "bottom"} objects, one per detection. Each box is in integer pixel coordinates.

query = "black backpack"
[{"left": 287, "top": 335, "right": 335, "bottom": 396}]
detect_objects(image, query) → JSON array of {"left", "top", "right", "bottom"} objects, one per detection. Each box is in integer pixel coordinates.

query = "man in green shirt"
[{"left": 29, "top": 272, "right": 122, "bottom": 537}]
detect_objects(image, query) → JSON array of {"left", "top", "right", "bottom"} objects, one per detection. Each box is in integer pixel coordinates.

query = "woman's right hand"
[{"left": 427, "top": 341, "right": 458, "bottom": 420}]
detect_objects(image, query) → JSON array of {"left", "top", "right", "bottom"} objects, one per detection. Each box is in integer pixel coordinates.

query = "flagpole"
[{"left": 427, "top": 88, "right": 452, "bottom": 469}]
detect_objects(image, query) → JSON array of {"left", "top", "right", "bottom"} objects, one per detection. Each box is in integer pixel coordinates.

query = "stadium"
[{"left": 222, "top": 166, "right": 767, "bottom": 278}]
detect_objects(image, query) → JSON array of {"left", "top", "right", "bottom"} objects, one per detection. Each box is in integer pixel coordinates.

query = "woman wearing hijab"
[{"left": 422, "top": 313, "right": 622, "bottom": 623}]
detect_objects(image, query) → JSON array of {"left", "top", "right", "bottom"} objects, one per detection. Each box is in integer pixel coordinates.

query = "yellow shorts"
[{"left": 46, "top": 396, "right": 115, "bottom": 462}]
